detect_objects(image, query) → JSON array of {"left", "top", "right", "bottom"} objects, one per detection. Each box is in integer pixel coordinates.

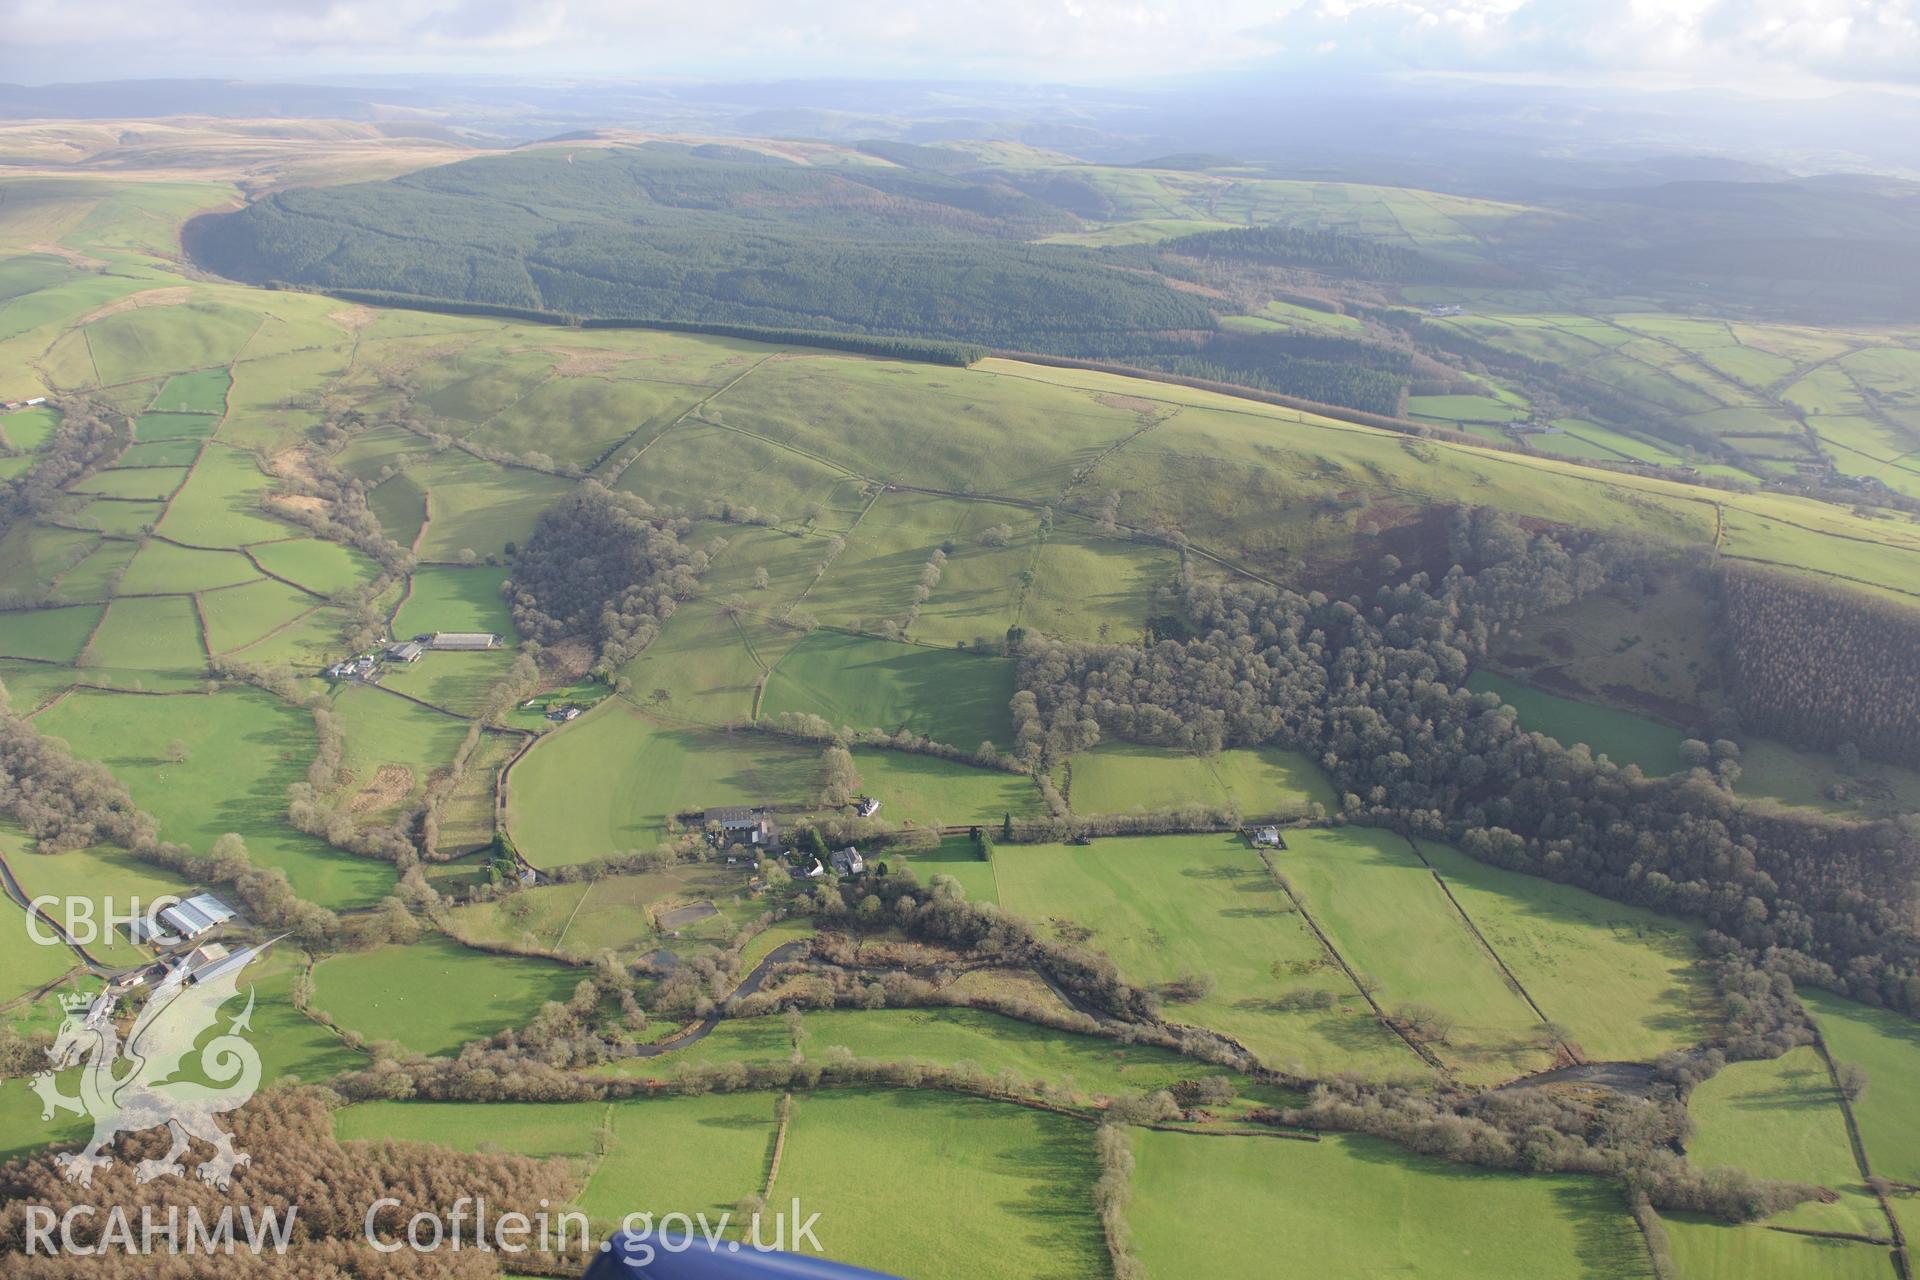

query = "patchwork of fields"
[{"left": 0, "top": 158, "right": 1916, "bottom": 1280}]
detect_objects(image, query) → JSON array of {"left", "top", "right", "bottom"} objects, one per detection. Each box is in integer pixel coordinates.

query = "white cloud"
[{"left": 1, "top": 0, "right": 1916, "bottom": 88}]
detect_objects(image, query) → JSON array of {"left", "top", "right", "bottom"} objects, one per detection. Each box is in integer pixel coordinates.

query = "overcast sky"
[{"left": 3, "top": 0, "right": 1917, "bottom": 91}]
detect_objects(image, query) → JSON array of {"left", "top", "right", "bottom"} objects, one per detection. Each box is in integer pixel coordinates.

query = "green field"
[
  {"left": 116, "top": 538, "right": 258, "bottom": 594},
  {"left": 0, "top": 603, "right": 102, "bottom": 661},
  {"left": 580, "top": 1093, "right": 781, "bottom": 1226},
  {"left": 1804, "top": 990, "right": 1920, "bottom": 1186},
  {"left": 310, "top": 934, "right": 585, "bottom": 1056},
  {"left": 1661, "top": 1214, "right": 1893, "bottom": 1280},
  {"left": 327, "top": 682, "right": 474, "bottom": 821},
  {"left": 1414, "top": 839, "right": 1716, "bottom": 1061},
  {"left": 0, "top": 829, "right": 179, "bottom": 969},
  {"left": 992, "top": 833, "right": 1413, "bottom": 1078},
  {"left": 760, "top": 630, "right": 1015, "bottom": 750},
  {"left": 508, "top": 702, "right": 819, "bottom": 866},
  {"left": 624, "top": 1006, "right": 1210, "bottom": 1103},
  {"left": 0, "top": 893, "right": 82, "bottom": 1004},
  {"left": 450, "top": 862, "right": 754, "bottom": 959},
  {"left": 846, "top": 747, "right": 1042, "bottom": 828},
  {"left": 198, "top": 578, "right": 320, "bottom": 654},
  {"left": 3, "top": 165, "right": 1920, "bottom": 1279},
  {"left": 78, "top": 594, "right": 205, "bottom": 671},
  {"left": 248, "top": 537, "right": 377, "bottom": 596},
  {"left": 895, "top": 834, "right": 1000, "bottom": 904},
  {"left": 1468, "top": 671, "right": 1691, "bottom": 775},
  {"left": 392, "top": 564, "right": 513, "bottom": 639},
  {"left": 336, "top": 1098, "right": 608, "bottom": 1161},
  {"left": 1684, "top": 1046, "right": 1882, "bottom": 1236},
  {"left": 35, "top": 686, "right": 395, "bottom": 909},
  {"left": 1062, "top": 742, "right": 1333, "bottom": 817},
  {"left": 1128, "top": 1129, "right": 1651, "bottom": 1280},
  {"left": 1275, "top": 828, "right": 1554, "bottom": 1083},
  {"left": 148, "top": 367, "right": 231, "bottom": 414},
  {"left": 770, "top": 1089, "right": 1107, "bottom": 1280},
  {"left": 243, "top": 946, "right": 367, "bottom": 1087}
]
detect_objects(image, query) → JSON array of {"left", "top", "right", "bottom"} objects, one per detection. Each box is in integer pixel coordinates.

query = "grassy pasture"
[
  {"left": 1127, "top": 1129, "right": 1652, "bottom": 1280},
  {"left": 1062, "top": 742, "right": 1332, "bottom": 817},
  {"left": 118, "top": 438, "right": 205, "bottom": 467},
  {"left": 617, "top": 420, "right": 860, "bottom": 530},
  {"left": 374, "top": 646, "right": 516, "bottom": 715},
  {"left": 404, "top": 451, "right": 572, "bottom": 563},
  {"left": 629, "top": 1007, "right": 1205, "bottom": 1104},
  {"left": 451, "top": 862, "right": 752, "bottom": 959},
  {"left": 896, "top": 833, "right": 1000, "bottom": 904},
  {"left": 81, "top": 300, "right": 256, "bottom": 384},
  {"left": 1018, "top": 532, "right": 1176, "bottom": 644},
  {"left": 0, "top": 893, "right": 82, "bottom": 1005},
  {"left": 391, "top": 564, "right": 512, "bottom": 639},
  {"left": 991, "top": 833, "right": 1413, "bottom": 1078},
  {"left": 712, "top": 354, "right": 1145, "bottom": 500},
  {"left": 116, "top": 539, "right": 258, "bottom": 594},
  {"left": 1469, "top": 670, "right": 1690, "bottom": 775},
  {"left": 1661, "top": 1215, "right": 1892, "bottom": 1280},
  {"left": 1803, "top": 990, "right": 1920, "bottom": 1186},
  {"left": 80, "top": 595, "right": 205, "bottom": 671},
  {"left": 0, "top": 659, "right": 77, "bottom": 712},
  {"left": 248, "top": 947, "right": 366, "bottom": 1087},
  {"left": 366, "top": 472, "right": 428, "bottom": 547},
  {"left": 799, "top": 492, "right": 976, "bottom": 633},
  {"left": 34, "top": 686, "right": 394, "bottom": 909},
  {"left": 615, "top": 597, "right": 780, "bottom": 725},
  {"left": 469, "top": 374, "right": 708, "bottom": 468},
  {"left": 156, "top": 443, "right": 294, "bottom": 546},
  {"left": 335, "top": 1099, "right": 607, "bottom": 1163},
  {"left": 1737, "top": 737, "right": 1920, "bottom": 817},
  {"left": 845, "top": 747, "right": 1042, "bottom": 828},
  {"left": 247, "top": 537, "right": 377, "bottom": 596},
  {"left": 0, "top": 829, "right": 179, "bottom": 969},
  {"left": 0, "top": 524, "right": 94, "bottom": 595},
  {"left": 148, "top": 368, "right": 231, "bottom": 414},
  {"left": 310, "top": 934, "right": 584, "bottom": 1057},
  {"left": 770, "top": 1088, "right": 1106, "bottom": 1280},
  {"left": 760, "top": 630, "right": 1015, "bottom": 749},
  {"left": 221, "top": 601, "right": 349, "bottom": 668},
  {"left": 326, "top": 683, "right": 472, "bottom": 821},
  {"left": 1277, "top": 827, "right": 1554, "bottom": 1083},
  {"left": 0, "top": 603, "right": 102, "bottom": 662},
  {"left": 1684, "top": 1046, "right": 1881, "bottom": 1236},
  {"left": 508, "top": 703, "right": 819, "bottom": 867},
  {"left": 1, "top": 406, "right": 59, "bottom": 451},
  {"left": 133, "top": 411, "right": 216, "bottom": 441},
  {"left": 1413, "top": 840, "right": 1715, "bottom": 1061},
  {"left": 71, "top": 467, "right": 186, "bottom": 500},
  {"left": 580, "top": 1093, "right": 782, "bottom": 1227},
  {"left": 70, "top": 499, "right": 164, "bottom": 537}
]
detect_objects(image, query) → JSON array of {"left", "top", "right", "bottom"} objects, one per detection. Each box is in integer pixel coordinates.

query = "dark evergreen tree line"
[{"left": 1719, "top": 564, "right": 1920, "bottom": 767}]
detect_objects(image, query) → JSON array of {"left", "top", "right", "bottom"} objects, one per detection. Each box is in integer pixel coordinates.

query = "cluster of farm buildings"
[
  {"left": 324, "top": 631, "right": 499, "bottom": 680},
  {"left": 704, "top": 805, "right": 868, "bottom": 878}
]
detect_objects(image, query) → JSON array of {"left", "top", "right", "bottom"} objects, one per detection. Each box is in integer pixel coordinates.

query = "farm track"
[{"left": 622, "top": 940, "right": 813, "bottom": 1059}]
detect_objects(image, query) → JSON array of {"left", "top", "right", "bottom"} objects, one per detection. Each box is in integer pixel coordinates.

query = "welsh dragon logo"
[{"left": 32, "top": 943, "right": 270, "bottom": 1190}]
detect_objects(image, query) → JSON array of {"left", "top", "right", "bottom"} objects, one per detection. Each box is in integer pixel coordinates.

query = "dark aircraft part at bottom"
[{"left": 583, "top": 1234, "right": 904, "bottom": 1279}]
